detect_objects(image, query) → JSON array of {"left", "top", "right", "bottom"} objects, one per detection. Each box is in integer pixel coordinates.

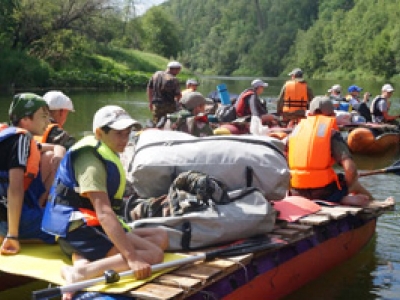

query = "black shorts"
[
  {"left": 291, "top": 173, "right": 349, "bottom": 203},
  {"left": 58, "top": 224, "right": 114, "bottom": 262}
]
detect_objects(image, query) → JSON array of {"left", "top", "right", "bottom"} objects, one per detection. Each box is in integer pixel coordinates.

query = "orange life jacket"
[
  {"left": 288, "top": 115, "right": 339, "bottom": 189},
  {"left": 235, "top": 89, "right": 254, "bottom": 117},
  {"left": 34, "top": 123, "right": 59, "bottom": 143},
  {"left": 0, "top": 126, "right": 40, "bottom": 190},
  {"left": 283, "top": 81, "right": 309, "bottom": 113}
]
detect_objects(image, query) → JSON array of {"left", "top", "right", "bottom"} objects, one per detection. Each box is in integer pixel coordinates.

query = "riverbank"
[{"left": 0, "top": 47, "right": 194, "bottom": 94}]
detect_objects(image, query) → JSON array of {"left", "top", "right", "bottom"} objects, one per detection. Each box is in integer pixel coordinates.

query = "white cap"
[
  {"left": 93, "top": 105, "right": 140, "bottom": 133},
  {"left": 186, "top": 79, "right": 199, "bottom": 86},
  {"left": 167, "top": 61, "right": 182, "bottom": 68},
  {"left": 251, "top": 79, "right": 268, "bottom": 88},
  {"left": 382, "top": 84, "right": 394, "bottom": 92},
  {"left": 328, "top": 84, "right": 341, "bottom": 93},
  {"left": 43, "top": 91, "right": 74, "bottom": 111}
]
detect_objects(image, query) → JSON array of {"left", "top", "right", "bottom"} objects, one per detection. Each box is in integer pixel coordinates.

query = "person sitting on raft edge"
[
  {"left": 41, "top": 105, "right": 168, "bottom": 300},
  {"left": 287, "top": 95, "right": 374, "bottom": 207}
]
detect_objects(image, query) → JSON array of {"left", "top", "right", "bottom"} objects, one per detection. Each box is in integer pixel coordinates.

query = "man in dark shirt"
[{"left": 147, "top": 61, "right": 182, "bottom": 125}]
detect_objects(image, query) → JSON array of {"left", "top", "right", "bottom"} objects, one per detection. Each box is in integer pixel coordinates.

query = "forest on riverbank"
[{"left": 1, "top": 0, "right": 399, "bottom": 91}]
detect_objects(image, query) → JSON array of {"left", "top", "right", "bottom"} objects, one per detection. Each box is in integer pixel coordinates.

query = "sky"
[{"left": 131, "top": 0, "right": 167, "bottom": 15}]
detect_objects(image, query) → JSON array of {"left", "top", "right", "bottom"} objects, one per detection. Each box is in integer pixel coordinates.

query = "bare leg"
[
  {"left": 132, "top": 228, "right": 169, "bottom": 250},
  {"left": 349, "top": 180, "right": 374, "bottom": 200},
  {"left": 341, "top": 194, "right": 370, "bottom": 207},
  {"left": 61, "top": 230, "right": 166, "bottom": 299},
  {"left": 39, "top": 151, "right": 58, "bottom": 206}
]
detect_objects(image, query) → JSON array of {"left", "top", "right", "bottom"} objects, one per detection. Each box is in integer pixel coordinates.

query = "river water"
[{"left": 0, "top": 77, "right": 399, "bottom": 299}]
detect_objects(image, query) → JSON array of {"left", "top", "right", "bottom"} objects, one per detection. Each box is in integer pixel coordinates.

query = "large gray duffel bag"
[
  {"left": 126, "top": 130, "right": 289, "bottom": 200},
  {"left": 129, "top": 188, "right": 276, "bottom": 251}
]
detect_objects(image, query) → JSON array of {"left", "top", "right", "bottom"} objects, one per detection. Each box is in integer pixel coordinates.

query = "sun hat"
[
  {"left": 167, "top": 61, "right": 182, "bottom": 69},
  {"left": 186, "top": 79, "right": 199, "bottom": 86},
  {"left": 288, "top": 68, "right": 303, "bottom": 77},
  {"left": 9, "top": 93, "right": 48, "bottom": 123},
  {"left": 382, "top": 84, "right": 394, "bottom": 92},
  {"left": 309, "top": 96, "right": 335, "bottom": 116},
  {"left": 328, "top": 84, "right": 341, "bottom": 93},
  {"left": 180, "top": 92, "right": 214, "bottom": 111},
  {"left": 93, "top": 105, "right": 141, "bottom": 133},
  {"left": 347, "top": 85, "right": 362, "bottom": 93},
  {"left": 43, "top": 91, "right": 75, "bottom": 111},
  {"left": 251, "top": 79, "right": 268, "bottom": 88}
]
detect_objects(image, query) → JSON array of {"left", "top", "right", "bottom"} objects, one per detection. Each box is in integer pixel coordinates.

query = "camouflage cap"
[
  {"left": 9, "top": 93, "right": 48, "bottom": 123},
  {"left": 309, "top": 96, "right": 335, "bottom": 116}
]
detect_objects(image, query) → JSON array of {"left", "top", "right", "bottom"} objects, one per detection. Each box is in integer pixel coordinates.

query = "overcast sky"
[{"left": 134, "top": 0, "right": 166, "bottom": 15}]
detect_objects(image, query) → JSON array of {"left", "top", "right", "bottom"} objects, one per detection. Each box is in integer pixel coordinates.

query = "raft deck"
[{"left": 123, "top": 199, "right": 395, "bottom": 300}]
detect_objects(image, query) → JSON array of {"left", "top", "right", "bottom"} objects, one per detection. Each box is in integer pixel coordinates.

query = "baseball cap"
[
  {"left": 186, "top": 79, "right": 199, "bottom": 86},
  {"left": 9, "top": 93, "right": 48, "bottom": 123},
  {"left": 382, "top": 84, "right": 394, "bottom": 92},
  {"left": 347, "top": 85, "right": 362, "bottom": 93},
  {"left": 328, "top": 84, "right": 341, "bottom": 93},
  {"left": 43, "top": 91, "right": 75, "bottom": 111},
  {"left": 167, "top": 61, "right": 182, "bottom": 69},
  {"left": 251, "top": 79, "right": 268, "bottom": 88},
  {"left": 309, "top": 96, "right": 335, "bottom": 116},
  {"left": 288, "top": 68, "right": 303, "bottom": 77},
  {"left": 93, "top": 105, "right": 140, "bottom": 133},
  {"left": 180, "top": 92, "right": 214, "bottom": 111}
]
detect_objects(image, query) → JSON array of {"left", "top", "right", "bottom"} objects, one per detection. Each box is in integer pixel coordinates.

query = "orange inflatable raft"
[{"left": 347, "top": 126, "right": 400, "bottom": 155}]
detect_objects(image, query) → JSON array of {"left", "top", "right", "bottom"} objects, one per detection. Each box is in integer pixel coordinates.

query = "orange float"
[{"left": 347, "top": 127, "right": 400, "bottom": 155}]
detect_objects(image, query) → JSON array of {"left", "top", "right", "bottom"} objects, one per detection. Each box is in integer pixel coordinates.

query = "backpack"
[
  {"left": 215, "top": 104, "right": 237, "bottom": 122},
  {"left": 128, "top": 181, "right": 276, "bottom": 251},
  {"left": 124, "top": 171, "right": 230, "bottom": 221}
]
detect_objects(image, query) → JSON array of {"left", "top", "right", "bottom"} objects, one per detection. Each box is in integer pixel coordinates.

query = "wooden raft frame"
[{"left": 118, "top": 199, "right": 395, "bottom": 300}]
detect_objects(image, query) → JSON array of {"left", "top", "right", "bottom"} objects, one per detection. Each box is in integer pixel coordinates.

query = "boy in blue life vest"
[
  {"left": 42, "top": 105, "right": 168, "bottom": 300},
  {"left": 0, "top": 93, "right": 66, "bottom": 255}
]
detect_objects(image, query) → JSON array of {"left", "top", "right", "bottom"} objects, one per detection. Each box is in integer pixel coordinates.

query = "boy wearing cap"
[
  {"left": 147, "top": 61, "right": 182, "bottom": 125},
  {"left": 277, "top": 68, "right": 314, "bottom": 124},
  {"left": 164, "top": 92, "right": 215, "bottom": 137},
  {"left": 35, "top": 90, "right": 76, "bottom": 149},
  {"left": 42, "top": 105, "right": 167, "bottom": 298},
  {"left": 0, "top": 93, "right": 65, "bottom": 255},
  {"left": 235, "top": 79, "right": 277, "bottom": 126},
  {"left": 288, "top": 96, "right": 373, "bottom": 207},
  {"left": 182, "top": 79, "right": 200, "bottom": 96},
  {"left": 370, "top": 84, "right": 399, "bottom": 123}
]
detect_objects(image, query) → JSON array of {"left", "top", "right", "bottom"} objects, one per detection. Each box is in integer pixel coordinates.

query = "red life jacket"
[{"left": 235, "top": 89, "right": 255, "bottom": 117}]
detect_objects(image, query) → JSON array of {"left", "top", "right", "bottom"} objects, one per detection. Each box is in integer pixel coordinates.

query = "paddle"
[
  {"left": 358, "top": 159, "right": 400, "bottom": 177},
  {"left": 32, "top": 236, "right": 285, "bottom": 300}
]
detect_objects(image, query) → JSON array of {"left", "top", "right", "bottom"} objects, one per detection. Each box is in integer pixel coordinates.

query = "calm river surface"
[{"left": 0, "top": 77, "right": 399, "bottom": 299}]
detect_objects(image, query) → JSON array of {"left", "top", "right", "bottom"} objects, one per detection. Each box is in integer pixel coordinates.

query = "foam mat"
[{"left": 0, "top": 244, "right": 185, "bottom": 293}]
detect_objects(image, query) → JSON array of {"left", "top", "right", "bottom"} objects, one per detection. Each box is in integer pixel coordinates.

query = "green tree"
[{"left": 140, "top": 7, "right": 182, "bottom": 59}]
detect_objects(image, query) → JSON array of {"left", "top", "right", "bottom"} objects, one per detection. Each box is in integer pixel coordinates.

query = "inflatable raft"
[{"left": 345, "top": 124, "right": 400, "bottom": 155}]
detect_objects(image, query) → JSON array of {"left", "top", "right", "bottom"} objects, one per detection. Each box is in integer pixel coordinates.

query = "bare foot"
[
  {"left": 341, "top": 194, "right": 371, "bottom": 207},
  {"left": 61, "top": 265, "right": 86, "bottom": 300}
]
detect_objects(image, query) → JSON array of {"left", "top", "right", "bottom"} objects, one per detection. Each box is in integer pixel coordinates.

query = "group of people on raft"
[{"left": 0, "top": 61, "right": 394, "bottom": 299}]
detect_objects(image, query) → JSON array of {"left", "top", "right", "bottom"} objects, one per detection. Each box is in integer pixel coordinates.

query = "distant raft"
[{"left": 346, "top": 125, "right": 400, "bottom": 155}]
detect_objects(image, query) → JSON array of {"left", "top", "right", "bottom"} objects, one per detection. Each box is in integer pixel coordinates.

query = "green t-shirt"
[{"left": 73, "top": 148, "right": 107, "bottom": 195}]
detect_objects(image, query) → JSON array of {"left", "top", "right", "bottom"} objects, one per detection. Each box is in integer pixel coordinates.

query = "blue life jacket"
[
  {"left": 0, "top": 126, "right": 43, "bottom": 222},
  {"left": 41, "top": 135, "right": 126, "bottom": 237}
]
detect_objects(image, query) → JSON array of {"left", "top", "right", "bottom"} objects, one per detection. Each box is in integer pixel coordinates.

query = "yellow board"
[{"left": 0, "top": 244, "right": 185, "bottom": 293}]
